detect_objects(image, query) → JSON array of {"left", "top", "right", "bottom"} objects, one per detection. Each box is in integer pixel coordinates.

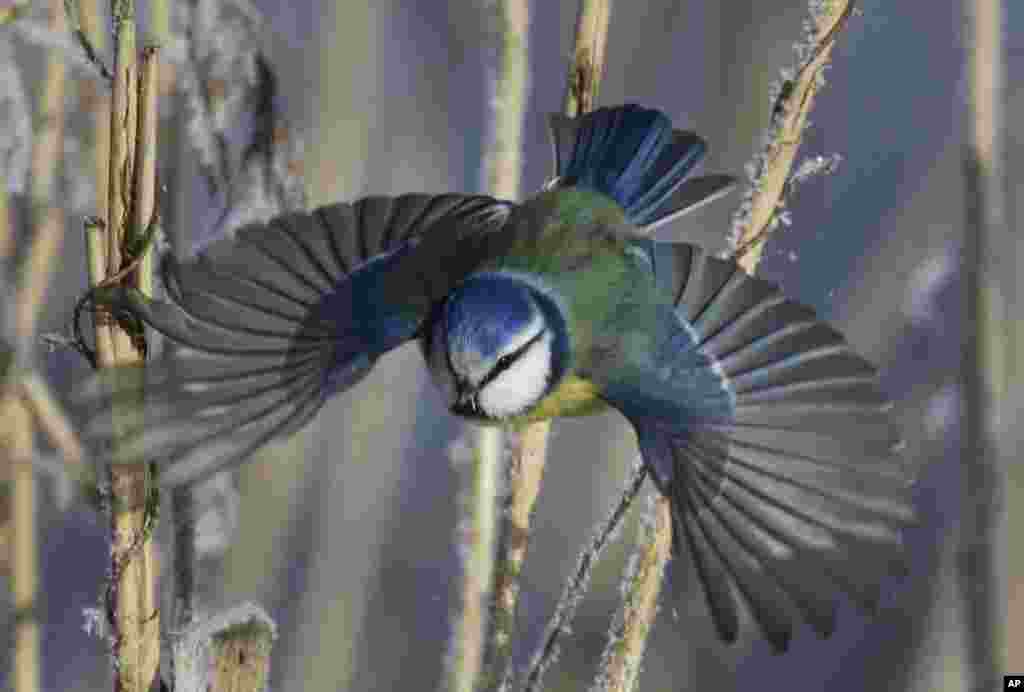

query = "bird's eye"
[{"left": 496, "top": 353, "right": 515, "bottom": 372}]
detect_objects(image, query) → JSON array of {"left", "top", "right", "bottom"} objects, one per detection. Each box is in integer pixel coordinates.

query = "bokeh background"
[{"left": 3, "top": 0, "right": 1022, "bottom": 689}]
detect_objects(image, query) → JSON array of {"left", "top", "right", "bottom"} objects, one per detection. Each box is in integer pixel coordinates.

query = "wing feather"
[
  {"left": 599, "top": 242, "right": 912, "bottom": 651},
  {"left": 74, "top": 194, "right": 512, "bottom": 487}
]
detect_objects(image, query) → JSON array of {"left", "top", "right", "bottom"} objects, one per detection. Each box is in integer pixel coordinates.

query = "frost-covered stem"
[
  {"left": 596, "top": 3, "right": 860, "bottom": 689},
  {"left": 452, "top": 2, "right": 529, "bottom": 691},
  {"left": 452, "top": 430, "right": 504, "bottom": 692},
  {"left": 728, "top": 0, "right": 857, "bottom": 272},
  {"left": 92, "top": 1, "right": 161, "bottom": 690},
  {"left": 484, "top": 424, "right": 545, "bottom": 688},
  {"left": 960, "top": 0, "right": 1007, "bottom": 688},
  {"left": 172, "top": 603, "right": 276, "bottom": 692},
  {"left": 522, "top": 460, "right": 647, "bottom": 692},
  {"left": 488, "top": 2, "right": 610, "bottom": 690},
  {"left": 491, "top": 4, "right": 610, "bottom": 690},
  {"left": 593, "top": 496, "right": 671, "bottom": 692}
]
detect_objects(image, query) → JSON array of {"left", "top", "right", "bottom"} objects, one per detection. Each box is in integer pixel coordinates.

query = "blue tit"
[{"left": 78, "top": 104, "right": 912, "bottom": 652}]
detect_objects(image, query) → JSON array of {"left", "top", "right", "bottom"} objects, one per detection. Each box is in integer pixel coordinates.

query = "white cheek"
[{"left": 479, "top": 336, "right": 552, "bottom": 419}]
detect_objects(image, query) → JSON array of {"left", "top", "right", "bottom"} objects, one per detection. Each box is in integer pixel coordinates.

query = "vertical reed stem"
[
  {"left": 960, "top": 0, "right": 1007, "bottom": 688},
  {"left": 453, "top": 2, "right": 529, "bottom": 691},
  {"left": 729, "top": 0, "right": 856, "bottom": 273},
  {"left": 500, "top": 3, "right": 611, "bottom": 691},
  {"left": 87, "top": 1, "right": 163, "bottom": 689},
  {"left": 595, "top": 497, "right": 671, "bottom": 692},
  {"left": 10, "top": 1, "right": 68, "bottom": 689},
  {"left": 602, "top": 3, "right": 861, "bottom": 690},
  {"left": 9, "top": 400, "right": 37, "bottom": 692}
]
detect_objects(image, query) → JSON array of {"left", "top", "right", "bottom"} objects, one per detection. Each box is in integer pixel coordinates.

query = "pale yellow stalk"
[
  {"left": 452, "top": 1, "right": 529, "bottom": 691},
  {"left": 87, "top": 1, "right": 164, "bottom": 689},
  {"left": 10, "top": 1, "right": 67, "bottom": 689},
  {"left": 488, "top": 4, "right": 612, "bottom": 690}
]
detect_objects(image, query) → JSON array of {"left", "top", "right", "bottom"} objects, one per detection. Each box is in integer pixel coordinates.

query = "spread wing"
[
  {"left": 595, "top": 242, "right": 913, "bottom": 652},
  {"left": 74, "top": 194, "right": 513, "bottom": 487}
]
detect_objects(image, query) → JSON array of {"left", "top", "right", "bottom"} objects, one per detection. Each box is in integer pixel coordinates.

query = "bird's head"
[{"left": 423, "top": 272, "right": 570, "bottom": 422}]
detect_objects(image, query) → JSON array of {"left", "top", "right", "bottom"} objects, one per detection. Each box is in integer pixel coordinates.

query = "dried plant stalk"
[
  {"left": 9, "top": 1, "right": 68, "bottom": 689},
  {"left": 172, "top": 603, "right": 276, "bottom": 692},
  {"left": 210, "top": 628, "right": 273, "bottom": 692},
  {"left": 132, "top": 46, "right": 158, "bottom": 297},
  {"left": 563, "top": 0, "right": 611, "bottom": 119},
  {"left": 600, "top": 2, "right": 862, "bottom": 689},
  {"left": 960, "top": 0, "right": 1007, "bottom": 687},
  {"left": 495, "top": 2, "right": 611, "bottom": 690},
  {"left": 595, "top": 497, "right": 671, "bottom": 692},
  {"left": 80, "top": 0, "right": 112, "bottom": 220},
  {"left": 9, "top": 398, "right": 37, "bottom": 692},
  {"left": 484, "top": 422, "right": 546, "bottom": 685},
  {"left": 88, "top": 1, "right": 161, "bottom": 690},
  {"left": 730, "top": 0, "right": 856, "bottom": 273},
  {"left": 453, "top": 427, "right": 504, "bottom": 692},
  {"left": 452, "top": 1, "right": 529, "bottom": 691}
]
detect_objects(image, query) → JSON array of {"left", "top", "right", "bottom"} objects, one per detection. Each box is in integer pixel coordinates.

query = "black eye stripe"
[{"left": 480, "top": 329, "right": 545, "bottom": 389}]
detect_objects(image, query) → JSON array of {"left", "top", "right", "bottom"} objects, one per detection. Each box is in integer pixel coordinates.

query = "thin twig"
[
  {"left": 593, "top": 2, "right": 862, "bottom": 689},
  {"left": 521, "top": 460, "right": 646, "bottom": 692},
  {"left": 592, "top": 495, "right": 671, "bottom": 692},
  {"left": 728, "top": 0, "right": 858, "bottom": 272}
]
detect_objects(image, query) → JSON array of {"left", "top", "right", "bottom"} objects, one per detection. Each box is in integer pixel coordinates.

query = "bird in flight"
[{"left": 79, "top": 104, "right": 913, "bottom": 652}]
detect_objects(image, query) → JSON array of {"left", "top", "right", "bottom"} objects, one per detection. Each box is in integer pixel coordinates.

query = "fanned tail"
[{"left": 547, "top": 104, "right": 735, "bottom": 230}]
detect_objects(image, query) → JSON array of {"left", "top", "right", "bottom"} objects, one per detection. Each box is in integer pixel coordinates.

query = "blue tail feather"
[{"left": 551, "top": 104, "right": 709, "bottom": 225}]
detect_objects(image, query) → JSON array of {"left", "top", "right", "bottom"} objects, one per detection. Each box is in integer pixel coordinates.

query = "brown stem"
[
  {"left": 960, "top": 0, "right": 1007, "bottom": 688},
  {"left": 90, "top": 2, "right": 161, "bottom": 690},
  {"left": 493, "top": 2, "right": 611, "bottom": 689},
  {"left": 597, "top": 497, "right": 672, "bottom": 692},
  {"left": 729, "top": 0, "right": 857, "bottom": 273},
  {"left": 456, "top": 1, "right": 529, "bottom": 690}
]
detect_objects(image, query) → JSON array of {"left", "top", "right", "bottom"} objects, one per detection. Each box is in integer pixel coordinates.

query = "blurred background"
[{"left": 2, "top": 0, "right": 1021, "bottom": 689}]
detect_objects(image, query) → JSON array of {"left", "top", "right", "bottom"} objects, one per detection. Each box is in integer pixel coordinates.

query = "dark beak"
[{"left": 452, "top": 386, "right": 482, "bottom": 417}]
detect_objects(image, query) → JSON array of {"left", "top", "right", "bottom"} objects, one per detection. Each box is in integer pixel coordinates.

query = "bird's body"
[
  {"left": 77, "top": 104, "right": 913, "bottom": 652},
  {"left": 433, "top": 187, "right": 643, "bottom": 425}
]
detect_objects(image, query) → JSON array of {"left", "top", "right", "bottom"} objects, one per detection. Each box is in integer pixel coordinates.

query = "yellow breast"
[{"left": 513, "top": 374, "right": 609, "bottom": 427}]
